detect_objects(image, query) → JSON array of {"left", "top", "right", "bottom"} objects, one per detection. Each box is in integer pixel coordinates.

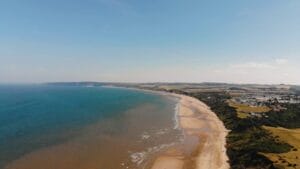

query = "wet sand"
[{"left": 150, "top": 93, "right": 229, "bottom": 169}]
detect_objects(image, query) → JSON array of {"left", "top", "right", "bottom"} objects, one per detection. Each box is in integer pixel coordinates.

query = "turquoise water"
[{"left": 0, "top": 85, "right": 179, "bottom": 168}]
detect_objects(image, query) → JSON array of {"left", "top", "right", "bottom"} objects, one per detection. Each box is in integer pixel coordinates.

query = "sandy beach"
[{"left": 150, "top": 93, "right": 229, "bottom": 169}]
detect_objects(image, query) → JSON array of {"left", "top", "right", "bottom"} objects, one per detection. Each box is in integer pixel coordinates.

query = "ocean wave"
[
  {"left": 173, "top": 102, "right": 180, "bottom": 129},
  {"left": 141, "top": 132, "right": 151, "bottom": 140},
  {"left": 129, "top": 142, "right": 177, "bottom": 167},
  {"left": 130, "top": 152, "right": 146, "bottom": 166},
  {"left": 129, "top": 100, "right": 183, "bottom": 168}
]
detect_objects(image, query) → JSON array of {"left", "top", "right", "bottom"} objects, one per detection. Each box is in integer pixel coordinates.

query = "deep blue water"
[{"left": 0, "top": 85, "right": 167, "bottom": 168}]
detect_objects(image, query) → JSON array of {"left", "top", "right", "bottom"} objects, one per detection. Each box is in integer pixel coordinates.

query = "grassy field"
[
  {"left": 228, "top": 100, "right": 271, "bottom": 118},
  {"left": 262, "top": 126, "right": 300, "bottom": 169}
]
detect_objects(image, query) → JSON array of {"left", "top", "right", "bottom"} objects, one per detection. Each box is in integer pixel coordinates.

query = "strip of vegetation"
[
  {"left": 261, "top": 104, "right": 300, "bottom": 129},
  {"left": 187, "top": 92, "right": 293, "bottom": 169}
]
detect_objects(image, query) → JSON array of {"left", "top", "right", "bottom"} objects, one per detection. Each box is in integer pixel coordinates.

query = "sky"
[{"left": 0, "top": 0, "right": 300, "bottom": 84}]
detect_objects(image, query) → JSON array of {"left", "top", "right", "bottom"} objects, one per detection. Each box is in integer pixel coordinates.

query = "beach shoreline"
[
  {"left": 106, "top": 86, "right": 230, "bottom": 169},
  {"left": 4, "top": 85, "right": 229, "bottom": 169},
  {"left": 110, "top": 86, "right": 230, "bottom": 169},
  {"left": 149, "top": 92, "right": 230, "bottom": 169}
]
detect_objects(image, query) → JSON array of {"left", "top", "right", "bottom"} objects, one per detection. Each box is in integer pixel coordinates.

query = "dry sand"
[{"left": 150, "top": 93, "right": 229, "bottom": 169}]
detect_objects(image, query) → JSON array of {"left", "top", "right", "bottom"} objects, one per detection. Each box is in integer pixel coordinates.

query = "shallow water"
[{"left": 0, "top": 85, "right": 182, "bottom": 169}]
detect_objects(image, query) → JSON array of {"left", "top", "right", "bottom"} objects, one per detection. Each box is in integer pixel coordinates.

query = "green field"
[
  {"left": 262, "top": 126, "right": 300, "bottom": 169},
  {"left": 228, "top": 100, "right": 271, "bottom": 118}
]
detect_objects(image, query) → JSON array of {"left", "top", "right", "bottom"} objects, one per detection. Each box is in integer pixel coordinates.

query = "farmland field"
[{"left": 262, "top": 126, "right": 300, "bottom": 169}]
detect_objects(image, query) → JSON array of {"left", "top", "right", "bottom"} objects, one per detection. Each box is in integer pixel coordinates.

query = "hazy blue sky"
[{"left": 1, "top": 0, "right": 299, "bottom": 84}]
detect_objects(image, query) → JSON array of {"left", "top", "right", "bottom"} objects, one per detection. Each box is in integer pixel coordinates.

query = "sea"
[{"left": 0, "top": 84, "right": 182, "bottom": 169}]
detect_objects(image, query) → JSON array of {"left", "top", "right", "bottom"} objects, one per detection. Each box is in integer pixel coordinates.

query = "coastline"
[
  {"left": 149, "top": 92, "right": 230, "bottom": 169},
  {"left": 106, "top": 86, "right": 230, "bottom": 169},
  {"left": 4, "top": 85, "right": 229, "bottom": 169}
]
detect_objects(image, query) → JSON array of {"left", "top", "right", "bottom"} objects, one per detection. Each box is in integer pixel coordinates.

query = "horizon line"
[{"left": 1, "top": 81, "right": 299, "bottom": 86}]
